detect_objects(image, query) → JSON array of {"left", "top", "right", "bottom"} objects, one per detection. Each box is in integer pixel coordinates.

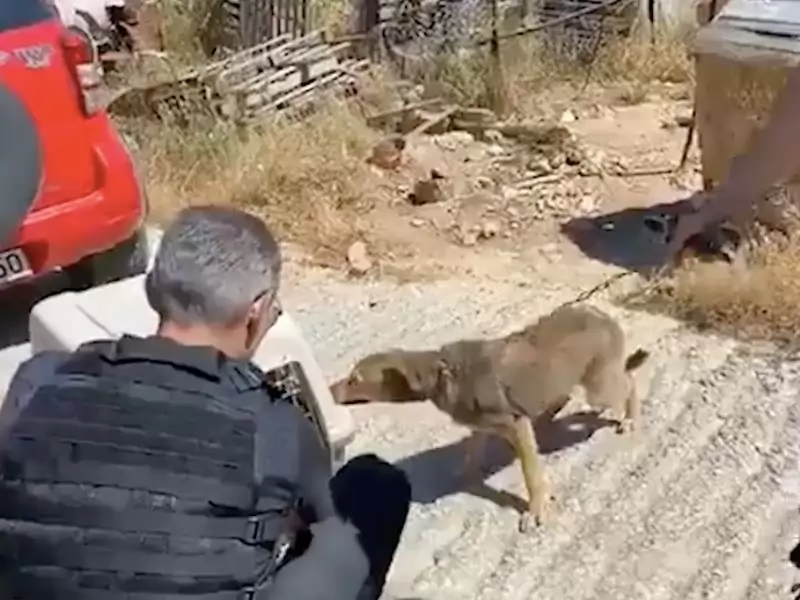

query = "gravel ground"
[
  {"left": 1, "top": 261, "right": 798, "bottom": 600},
  {"left": 281, "top": 267, "right": 800, "bottom": 600}
]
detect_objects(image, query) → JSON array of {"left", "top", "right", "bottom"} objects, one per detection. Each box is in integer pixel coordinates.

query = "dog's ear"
[
  {"left": 382, "top": 359, "right": 428, "bottom": 398},
  {"left": 432, "top": 359, "right": 456, "bottom": 400}
]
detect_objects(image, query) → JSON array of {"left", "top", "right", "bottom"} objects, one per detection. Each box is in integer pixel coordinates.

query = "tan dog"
[{"left": 331, "top": 304, "right": 649, "bottom": 531}]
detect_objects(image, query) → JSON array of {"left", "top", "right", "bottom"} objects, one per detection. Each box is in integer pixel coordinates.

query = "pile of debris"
[
  {"left": 362, "top": 99, "right": 628, "bottom": 247},
  {"left": 107, "top": 31, "right": 369, "bottom": 124}
]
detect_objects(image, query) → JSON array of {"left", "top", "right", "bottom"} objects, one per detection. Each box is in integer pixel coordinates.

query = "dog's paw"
[
  {"left": 518, "top": 512, "right": 533, "bottom": 533},
  {"left": 520, "top": 497, "right": 550, "bottom": 532}
]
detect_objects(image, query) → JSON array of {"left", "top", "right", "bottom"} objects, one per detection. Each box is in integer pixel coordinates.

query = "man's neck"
[{"left": 157, "top": 321, "right": 244, "bottom": 360}]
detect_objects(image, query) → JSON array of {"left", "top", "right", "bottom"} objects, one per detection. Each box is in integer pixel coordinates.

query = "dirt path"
[{"left": 281, "top": 264, "right": 800, "bottom": 600}]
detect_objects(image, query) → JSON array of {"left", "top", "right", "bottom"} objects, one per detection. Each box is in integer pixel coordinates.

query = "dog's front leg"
[{"left": 508, "top": 415, "right": 549, "bottom": 532}]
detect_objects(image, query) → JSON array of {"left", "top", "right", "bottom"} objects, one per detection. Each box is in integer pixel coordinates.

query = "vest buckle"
[{"left": 245, "top": 514, "right": 273, "bottom": 544}]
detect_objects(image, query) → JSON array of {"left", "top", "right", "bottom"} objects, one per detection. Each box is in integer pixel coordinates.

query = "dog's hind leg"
[
  {"left": 622, "top": 375, "right": 641, "bottom": 433},
  {"left": 506, "top": 415, "right": 549, "bottom": 532}
]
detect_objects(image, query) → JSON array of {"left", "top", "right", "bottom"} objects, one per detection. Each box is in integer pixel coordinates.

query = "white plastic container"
[{"left": 28, "top": 274, "right": 355, "bottom": 468}]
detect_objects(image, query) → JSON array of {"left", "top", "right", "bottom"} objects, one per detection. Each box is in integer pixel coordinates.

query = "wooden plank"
[
  {"left": 365, "top": 97, "right": 443, "bottom": 126},
  {"left": 205, "top": 33, "right": 292, "bottom": 78},
  {"left": 249, "top": 70, "right": 345, "bottom": 118}
]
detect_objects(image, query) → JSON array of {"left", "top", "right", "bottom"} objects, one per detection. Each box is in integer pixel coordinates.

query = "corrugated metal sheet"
[{"left": 695, "top": 0, "right": 800, "bottom": 65}]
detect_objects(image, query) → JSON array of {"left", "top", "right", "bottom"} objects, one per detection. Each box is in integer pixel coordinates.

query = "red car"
[{"left": 0, "top": 1, "right": 147, "bottom": 291}]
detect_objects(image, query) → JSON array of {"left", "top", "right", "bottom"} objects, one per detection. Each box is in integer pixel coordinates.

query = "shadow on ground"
[
  {"left": 561, "top": 198, "right": 697, "bottom": 273},
  {"left": 398, "top": 410, "right": 619, "bottom": 513}
]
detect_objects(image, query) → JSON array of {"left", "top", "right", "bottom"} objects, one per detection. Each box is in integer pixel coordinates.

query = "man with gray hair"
[{"left": 0, "top": 205, "right": 411, "bottom": 600}]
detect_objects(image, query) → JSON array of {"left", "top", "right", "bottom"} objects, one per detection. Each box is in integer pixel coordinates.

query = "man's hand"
[{"left": 666, "top": 189, "right": 751, "bottom": 259}]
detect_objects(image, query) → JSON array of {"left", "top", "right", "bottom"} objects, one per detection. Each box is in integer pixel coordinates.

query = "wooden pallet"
[{"left": 108, "top": 30, "right": 369, "bottom": 124}]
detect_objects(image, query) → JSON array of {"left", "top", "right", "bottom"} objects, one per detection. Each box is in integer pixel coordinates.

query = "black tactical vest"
[{"left": 0, "top": 337, "right": 298, "bottom": 599}]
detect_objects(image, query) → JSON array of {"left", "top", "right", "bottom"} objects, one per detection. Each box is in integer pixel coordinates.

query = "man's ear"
[{"left": 244, "top": 294, "right": 273, "bottom": 354}]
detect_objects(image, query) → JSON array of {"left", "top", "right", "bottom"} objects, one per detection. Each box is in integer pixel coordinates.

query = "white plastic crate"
[{"left": 28, "top": 274, "right": 355, "bottom": 468}]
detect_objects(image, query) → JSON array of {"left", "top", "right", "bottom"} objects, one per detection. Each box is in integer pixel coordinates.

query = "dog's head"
[{"left": 330, "top": 351, "right": 436, "bottom": 405}]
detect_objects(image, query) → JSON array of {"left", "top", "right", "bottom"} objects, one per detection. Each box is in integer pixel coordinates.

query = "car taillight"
[{"left": 61, "top": 30, "right": 104, "bottom": 116}]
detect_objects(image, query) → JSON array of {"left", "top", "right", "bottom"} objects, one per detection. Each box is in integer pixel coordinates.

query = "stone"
[
  {"left": 548, "top": 153, "right": 566, "bottom": 170},
  {"left": 346, "top": 241, "right": 372, "bottom": 274},
  {"left": 483, "top": 129, "right": 504, "bottom": 144},
  {"left": 460, "top": 229, "right": 479, "bottom": 246},
  {"left": 475, "top": 176, "right": 494, "bottom": 189},
  {"left": 486, "top": 144, "right": 507, "bottom": 157},
  {"left": 367, "top": 136, "right": 406, "bottom": 170},
  {"left": 559, "top": 109, "right": 577, "bottom": 123},
  {"left": 409, "top": 176, "right": 445, "bottom": 206},
  {"left": 480, "top": 219, "right": 501, "bottom": 238}
]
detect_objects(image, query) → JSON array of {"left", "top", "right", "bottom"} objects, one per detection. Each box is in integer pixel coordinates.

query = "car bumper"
[{"left": 1, "top": 125, "right": 145, "bottom": 284}]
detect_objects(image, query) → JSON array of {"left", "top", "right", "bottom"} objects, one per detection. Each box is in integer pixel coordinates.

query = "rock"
[
  {"left": 565, "top": 146, "right": 584, "bottom": 166},
  {"left": 559, "top": 109, "right": 577, "bottom": 123},
  {"left": 409, "top": 173, "right": 446, "bottom": 206},
  {"left": 526, "top": 158, "right": 553, "bottom": 176},
  {"left": 675, "top": 113, "right": 693, "bottom": 128},
  {"left": 480, "top": 219, "right": 501, "bottom": 238},
  {"left": 346, "top": 241, "right": 372, "bottom": 274},
  {"left": 483, "top": 129, "right": 504, "bottom": 144},
  {"left": 548, "top": 153, "right": 566, "bottom": 170},
  {"left": 434, "top": 130, "right": 474, "bottom": 151},
  {"left": 475, "top": 176, "right": 494, "bottom": 189},
  {"left": 367, "top": 136, "right": 406, "bottom": 170},
  {"left": 410, "top": 217, "right": 426, "bottom": 227},
  {"left": 486, "top": 144, "right": 507, "bottom": 157},
  {"left": 459, "top": 229, "right": 479, "bottom": 246}
]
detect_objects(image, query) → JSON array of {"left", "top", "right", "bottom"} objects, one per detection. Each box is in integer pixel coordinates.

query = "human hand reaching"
[{"left": 665, "top": 188, "right": 752, "bottom": 259}]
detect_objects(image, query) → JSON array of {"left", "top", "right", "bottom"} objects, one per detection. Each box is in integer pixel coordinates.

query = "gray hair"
[{"left": 145, "top": 205, "right": 281, "bottom": 327}]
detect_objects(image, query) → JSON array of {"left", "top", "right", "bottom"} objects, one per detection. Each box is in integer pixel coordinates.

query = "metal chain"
[{"left": 556, "top": 264, "right": 671, "bottom": 310}]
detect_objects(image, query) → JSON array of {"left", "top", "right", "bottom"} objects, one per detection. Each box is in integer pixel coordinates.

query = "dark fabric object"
[
  {"left": 0, "top": 81, "right": 41, "bottom": 246},
  {"left": 790, "top": 537, "right": 800, "bottom": 569},
  {"left": 0, "top": 335, "right": 334, "bottom": 599},
  {"left": 330, "top": 454, "right": 412, "bottom": 599}
]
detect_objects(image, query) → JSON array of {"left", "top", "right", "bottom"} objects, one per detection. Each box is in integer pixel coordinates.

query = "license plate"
[{"left": 0, "top": 248, "right": 33, "bottom": 285}]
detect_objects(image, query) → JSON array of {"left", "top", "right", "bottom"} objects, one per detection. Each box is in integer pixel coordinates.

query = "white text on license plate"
[{"left": 0, "top": 248, "right": 33, "bottom": 285}]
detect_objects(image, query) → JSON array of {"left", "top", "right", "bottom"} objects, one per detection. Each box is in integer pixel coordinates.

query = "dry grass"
[
  {"left": 130, "top": 97, "right": 379, "bottom": 261},
  {"left": 627, "top": 236, "right": 800, "bottom": 344},
  {"left": 413, "top": 28, "right": 694, "bottom": 115}
]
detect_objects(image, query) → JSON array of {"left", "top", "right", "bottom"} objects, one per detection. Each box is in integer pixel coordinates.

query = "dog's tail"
[{"left": 625, "top": 348, "right": 650, "bottom": 372}]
